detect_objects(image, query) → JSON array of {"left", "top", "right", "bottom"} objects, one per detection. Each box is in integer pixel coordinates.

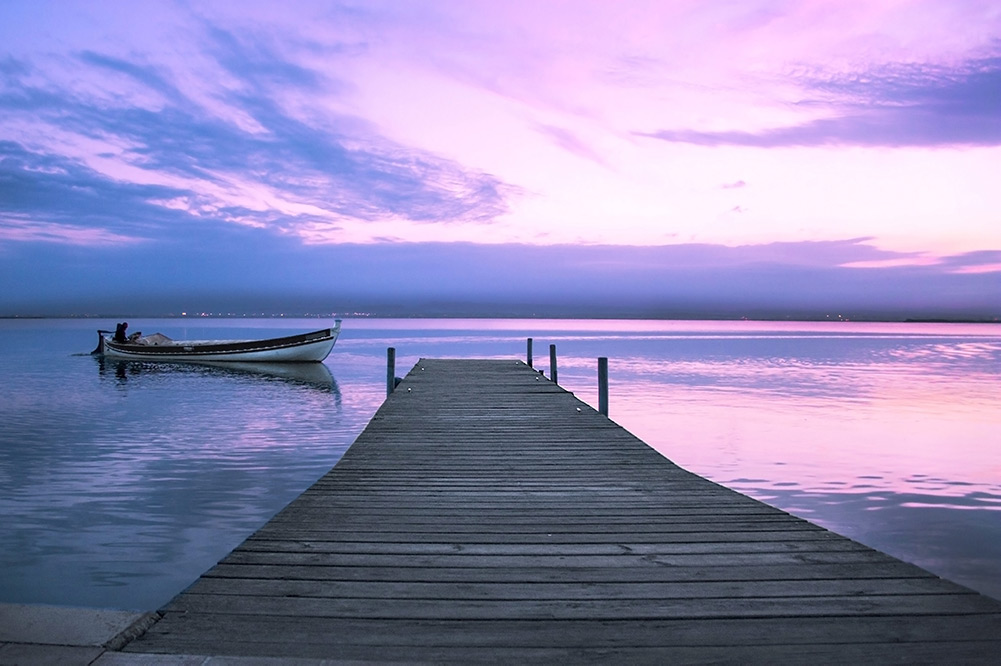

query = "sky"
[{"left": 1, "top": 0, "right": 999, "bottom": 318}]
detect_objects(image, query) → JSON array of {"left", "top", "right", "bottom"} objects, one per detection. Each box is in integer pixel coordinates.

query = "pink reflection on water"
[
  {"left": 620, "top": 377, "right": 1000, "bottom": 502},
  {"left": 596, "top": 341, "right": 1001, "bottom": 510},
  {"left": 578, "top": 328, "right": 1001, "bottom": 599}
]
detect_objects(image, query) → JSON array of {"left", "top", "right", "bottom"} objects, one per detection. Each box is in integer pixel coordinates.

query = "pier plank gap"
[{"left": 123, "top": 359, "right": 1001, "bottom": 662}]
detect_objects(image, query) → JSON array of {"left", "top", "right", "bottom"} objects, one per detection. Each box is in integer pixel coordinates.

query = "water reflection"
[
  {"left": 581, "top": 332, "right": 1001, "bottom": 601},
  {"left": 2, "top": 333, "right": 361, "bottom": 610},
  {"left": 732, "top": 485, "right": 1001, "bottom": 601},
  {"left": 96, "top": 357, "right": 341, "bottom": 399}
]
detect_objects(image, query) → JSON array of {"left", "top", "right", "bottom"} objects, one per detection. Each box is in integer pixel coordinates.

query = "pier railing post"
[
  {"left": 598, "top": 357, "right": 608, "bottom": 416},
  {"left": 549, "top": 344, "right": 558, "bottom": 384},
  {"left": 387, "top": 347, "right": 396, "bottom": 397},
  {"left": 527, "top": 338, "right": 533, "bottom": 367}
]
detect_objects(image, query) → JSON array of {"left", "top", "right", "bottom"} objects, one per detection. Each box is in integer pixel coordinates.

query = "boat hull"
[{"left": 99, "top": 326, "right": 338, "bottom": 363}]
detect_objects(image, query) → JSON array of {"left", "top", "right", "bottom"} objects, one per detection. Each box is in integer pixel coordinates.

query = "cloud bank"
[
  {"left": 3, "top": 239, "right": 997, "bottom": 320},
  {"left": 641, "top": 55, "right": 1001, "bottom": 147}
]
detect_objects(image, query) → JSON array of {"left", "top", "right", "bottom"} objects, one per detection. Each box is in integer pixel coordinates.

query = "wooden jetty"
[{"left": 123, "top": 359, "right": 1001, "bottom": 662}]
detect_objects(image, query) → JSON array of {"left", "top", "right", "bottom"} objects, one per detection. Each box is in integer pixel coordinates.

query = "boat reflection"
[{"left": 96, "top": 356, "right": 341, "bottom": 399}]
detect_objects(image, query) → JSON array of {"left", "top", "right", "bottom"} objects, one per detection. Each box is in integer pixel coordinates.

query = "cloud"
[
  {"left": 534, "top": 123, "right": 607, "bottom": 166},
  {"left": 721, "top": 180, "right": 746, "bottom": 189},
  {"left": 640, "top": 54, "right": 1001, "bottom": 147},
  {"left": 0, "top": 25, "right": 514, "bottom": 248},
  {"left": 78, "top": 51, "right": 187, "bottom": 106},
  {"left": 0, "top": 219, "right": 141, "bottom": 245},
  {"left": 0, "top": 141, "right": 192, "bottom": 244},
  {"left": 0, "top": 56, "right": 30, "bottom": 82},
  {"left": 937, "top": 250, "right": 1001, "bottom": 274}
]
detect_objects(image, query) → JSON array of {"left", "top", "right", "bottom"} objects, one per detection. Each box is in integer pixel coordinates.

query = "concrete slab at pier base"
[{"left": 0, "top": 603, "right": 157, "bottom": 665}]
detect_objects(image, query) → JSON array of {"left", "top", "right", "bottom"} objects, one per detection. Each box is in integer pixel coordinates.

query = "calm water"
[{"left": 1, "top": 318, "right": 999, "bottom": 609}]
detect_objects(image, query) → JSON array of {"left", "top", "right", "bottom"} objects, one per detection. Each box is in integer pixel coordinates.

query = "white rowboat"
[{"left": 93, "top": 321, "right": 340, "bottom": 363}]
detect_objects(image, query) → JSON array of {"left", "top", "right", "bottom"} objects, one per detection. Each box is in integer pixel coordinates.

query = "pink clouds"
[
  {"left": 1, "top": 1, "right": 999, "bottom": 315},
  {"left": 0, "top": 219, "right": 143, "bottom": 245}
]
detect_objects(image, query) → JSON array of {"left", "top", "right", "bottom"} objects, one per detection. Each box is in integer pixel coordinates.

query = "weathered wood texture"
[{"left": 125, "top": 359, "right": 1001, "bottom": 662}]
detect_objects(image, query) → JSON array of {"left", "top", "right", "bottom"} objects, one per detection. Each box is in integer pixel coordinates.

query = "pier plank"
[{"left": 122, "top": 359, "right": 1001, "bottom": 662}]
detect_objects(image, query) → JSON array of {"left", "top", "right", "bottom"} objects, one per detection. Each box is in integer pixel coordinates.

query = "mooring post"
[
  {"left": 387, "top": 347, "right": 396, "bottom": 397},
  {"left": 527, "top": 337, "right": 534, "bottom": 367},
  {"left": 598, "top": 357, "right": 608, "bottom": 416},
  {"left": 549, "top": 344, "right": 558, "bottom": 384}
]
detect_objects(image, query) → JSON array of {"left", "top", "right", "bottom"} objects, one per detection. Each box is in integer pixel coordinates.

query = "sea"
[{"left": 1, "top": 317, "right": 999, "bottom": 610}]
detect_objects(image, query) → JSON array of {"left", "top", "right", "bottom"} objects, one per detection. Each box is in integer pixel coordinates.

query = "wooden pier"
[{"left": 123, "top": 359, "right": 1001, "bottom": 662}]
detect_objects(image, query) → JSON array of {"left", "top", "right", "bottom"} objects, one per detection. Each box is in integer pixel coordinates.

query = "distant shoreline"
[
  {"left": 2, "top": 314, "right": 999, "bottom": 324},
  {"left": 903, "top": 318, "right": 1001, "bottom": 324}
]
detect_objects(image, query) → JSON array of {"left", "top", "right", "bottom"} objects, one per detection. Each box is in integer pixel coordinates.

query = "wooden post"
[
  {"left": 598, "top": 357, "right": 608, "bottom": 416},
  {"left": 549, "top": 344, "right": 558, "bottom": 384},
  {"left": 387, "top": 347, "right": 396, "bottom": 397},
  {"left": 527, "top": 338, "right": 534, "bottom": 367}
]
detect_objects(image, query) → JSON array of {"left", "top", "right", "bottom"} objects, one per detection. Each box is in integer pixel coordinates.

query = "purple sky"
[{"left": 1, "top": 1, "right": 999, "bottom": 318}]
